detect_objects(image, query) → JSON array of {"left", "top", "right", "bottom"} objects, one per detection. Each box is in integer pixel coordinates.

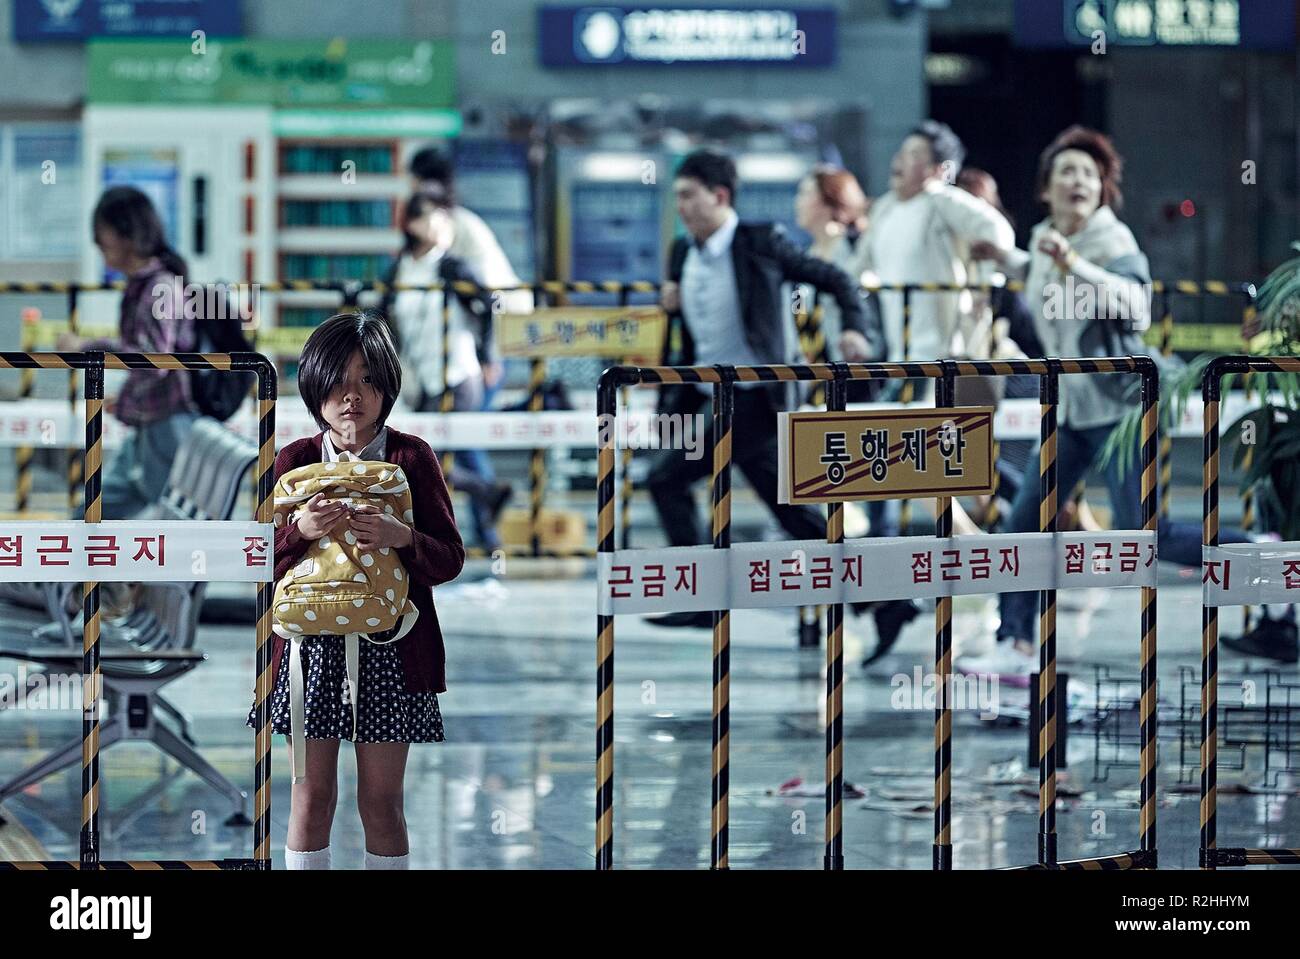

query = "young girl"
[{"left": 245, "top": 311, "right": 464, "bottom": 869}]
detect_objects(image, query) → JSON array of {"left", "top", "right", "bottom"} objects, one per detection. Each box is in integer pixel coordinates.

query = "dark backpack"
[{"left": 190, "top": 286, "right": 256, "bottom": 421}]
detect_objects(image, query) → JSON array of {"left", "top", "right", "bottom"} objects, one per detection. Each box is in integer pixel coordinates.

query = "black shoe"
[
  {"left": 645, "top": 611, "right": 714, "bottom": 629},
  {"left": 1220, "top": 618, "right": 1299, "bottom": 664},
  {"left": 861, "top": 600, "right": 921, "bottom": 667}
]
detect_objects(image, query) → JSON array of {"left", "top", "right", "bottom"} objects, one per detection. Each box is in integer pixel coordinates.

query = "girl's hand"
[
  {"left": 295, "top": 492, "right": 349, "bottom": 540},
  {"left": 349, "top": 503, "right": 414, "bottom": 552},
  {"left": 57, "top": 332, "right": 84, "bottom": 351},
  {"left": 660, "top": 281, "right": 680, "bottom": 313}
]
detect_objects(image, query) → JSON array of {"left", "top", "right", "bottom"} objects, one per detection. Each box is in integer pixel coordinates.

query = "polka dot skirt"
[{"left": 245, "top": 636, "right": 444, "bottom": 744}]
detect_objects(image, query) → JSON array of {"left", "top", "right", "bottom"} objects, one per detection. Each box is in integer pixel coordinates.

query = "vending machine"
[
  {"left": 79, "top": 104, "right": 276, "bottom": 328},
  {"left": 553, "top": 146, "right": 667, "bottom": 304}
]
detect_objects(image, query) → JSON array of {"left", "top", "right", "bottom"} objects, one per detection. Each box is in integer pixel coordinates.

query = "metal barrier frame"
[
  {"left": 1200, "top": 354, "right": 1300, "bottom": 868},
  {"left": 596, "top": 356, "right": 1159, "bottom": 870},
  {"left": 0, "top": 350, "right": 275, "bottom": 870}
]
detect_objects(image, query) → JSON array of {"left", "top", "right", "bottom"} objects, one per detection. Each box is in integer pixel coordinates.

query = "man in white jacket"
[
  {"left": 854, "top": 121, "right": 1016, "bottom": 367},
  {"left": 852, "top": 121, "right": 1016, "bottom": 666}
]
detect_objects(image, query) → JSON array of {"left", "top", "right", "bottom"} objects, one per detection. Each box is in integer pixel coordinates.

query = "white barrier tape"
[
  {"left": 0, "top": 400, "right": 642, "bottom": 452},
  {"left": 1202, "top": 542, "right": 1300, "bottom": 607},
  {"left": 0, "top": 390, "right": 1267, "bottom": 452},
  {"left": 597, "top": 530, "right": 1157, "bottom": 615},
  {"left": 0, "top": 521, "right": 274, "bottom": 582}
]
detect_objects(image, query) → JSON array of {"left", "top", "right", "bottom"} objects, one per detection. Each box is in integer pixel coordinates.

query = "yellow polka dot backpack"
[{"left": 272, "top": 457, "right": 420, "bottom": 781}]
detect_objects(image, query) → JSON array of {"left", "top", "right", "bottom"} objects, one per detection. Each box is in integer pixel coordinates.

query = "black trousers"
[{"left": 645, "top": 386, "right": 825, "bottom": 547}]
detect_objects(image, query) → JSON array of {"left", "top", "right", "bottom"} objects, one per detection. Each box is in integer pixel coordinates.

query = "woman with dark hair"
[
  {"left": 380, "top": 189, "right": 512, "bottom": 551},
  {"left": 246, "top": 310, "right": 464, "bottom": 869},
  {"left": 57, "top": 186, "right": 198, "bottom": 519},
  {"left": 963, "top": 126, "right": 1249, "bottom": 679}
]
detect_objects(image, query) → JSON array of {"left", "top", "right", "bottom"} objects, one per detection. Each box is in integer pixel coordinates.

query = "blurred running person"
[
  {"left": 382, "top": 188, "right": 512, "bottom": 552},
  {"left": 646, "top": 149, "right": 873, "bottom": 630},
  {"left": 58, "top": 186, "right": 198, "bottom": 519},
  {"left": 963, "top": 126, "right": 1251, "bottom": 680},
  {"left": 851, "top": 121, "right": 1016, "bottom": 376}
]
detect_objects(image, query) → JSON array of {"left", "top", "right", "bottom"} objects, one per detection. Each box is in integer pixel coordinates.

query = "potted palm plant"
[{"left": 1102, "top": 244, "right": 1300, "bottom": 662}]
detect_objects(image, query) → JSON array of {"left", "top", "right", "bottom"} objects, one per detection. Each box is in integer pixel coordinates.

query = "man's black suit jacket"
[{"left": 659, "top": 222, "right": 881, "bottom": 413}]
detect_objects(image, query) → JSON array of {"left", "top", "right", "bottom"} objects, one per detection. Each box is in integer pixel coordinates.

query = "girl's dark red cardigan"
[{"left": 269, "top": 428, "right": 465, "bottom": 694}]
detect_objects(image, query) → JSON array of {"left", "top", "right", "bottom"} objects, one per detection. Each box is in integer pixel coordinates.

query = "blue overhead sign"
[
  {"left": 1014, "top": 1, "right": 1294, "bottom": 51},
  {"left": 13, "top": 0, "right": 242, "bottom": 43},
  {"left": 539, "top": 6, "right": 837, "bottom": 67}
]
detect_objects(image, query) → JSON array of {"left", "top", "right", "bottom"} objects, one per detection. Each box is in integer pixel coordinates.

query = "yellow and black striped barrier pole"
[
  {"left": 710, "top": 368, "right": 734, "bottom": 869},
  {"left": 985, "top": 439, "right": 1001, "bottom": 530},
  {"left": 898, "top": 286, "right": 914, "bottom": 535},
  {"left": 439, "top": 296, "right": 456, "bottom": 486},
  {"left": 824, "top": 366, "right": 846, "bottom": 871},
  {"left": 595, "top": 370, "right": 619, "bottom": 870},
  {"left": 252, "top": 357, "right": 277, "bottom": 870},
  {"left": 15, "top": 315, "right": 36, "bottom": 514},
  {"left": 619, "top": 386, "right": 633, "bottom": 549},
  {"left": 933, "top": 363, "right": 955, "bottom": 870},
  {"left": 1158, "top": 287, "right": 1174, "bottom": 521},
  {"left": 1139, "top": 361, "right": 1159, "bottom": 864},
  {"left": 67, "top": 288, "right": 83, "bottom": 515},
  {"left": 618, "top": 286, "right": 634, "bottom": 550},
  {"left": 1201, "top": 360, "right": 1222, "bottom": 871},
  {"left": 528, "top": 283, "right": 549, "bottom": 556},
  {"left": 1237, "top": 293, "right": 1257, "bottom": 635},
  {"left": 81, "top": 351, "right": 104, "bottom": 868},
  {"left": 1037, "top": 363, "right": 1059, "bottom": 868},
  {"left": 528, "top": 355, "right": 546, "bottom": 556}
]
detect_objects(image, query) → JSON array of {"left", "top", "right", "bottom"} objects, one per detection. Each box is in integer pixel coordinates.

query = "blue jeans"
[
  {"left": 996, "top": 419, "right": 1249, "bottom": 643},
  {"left": 101, "top": 411, "right": 199, "bottom": 520}
]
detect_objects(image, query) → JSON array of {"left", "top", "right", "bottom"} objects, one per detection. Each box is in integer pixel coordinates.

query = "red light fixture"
[{"left": 1179, "top": 199, "right": 1196, "bottom": 217}]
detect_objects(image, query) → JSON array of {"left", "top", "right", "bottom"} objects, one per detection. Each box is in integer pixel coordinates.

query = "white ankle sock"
[
  {"left": 364, "top": 850, "right": 410, "bottom": 870},
  {"left": 285, "top": 845, "right": 331, "bottom": 870}
]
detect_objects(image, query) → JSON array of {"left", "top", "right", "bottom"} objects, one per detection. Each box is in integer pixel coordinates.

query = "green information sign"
[{"left": 87, "top": 38, "right": 455, "bottom": 108}]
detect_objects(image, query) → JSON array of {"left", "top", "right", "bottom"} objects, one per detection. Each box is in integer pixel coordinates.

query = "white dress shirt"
[{"left": 679, "top": 210, "right": 761, "bottom": 390}]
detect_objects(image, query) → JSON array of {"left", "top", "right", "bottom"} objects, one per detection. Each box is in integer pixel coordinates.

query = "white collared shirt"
[
  {"left": 679, "top": 210, "right": 761, "bottom": 389},
  {"left": 321, "top": 426, "right": 388, "bottom": 463}
]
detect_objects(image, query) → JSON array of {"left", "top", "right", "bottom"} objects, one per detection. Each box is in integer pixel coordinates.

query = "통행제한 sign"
[{"left": 778, "top": 407, "right": 995, "bottom": 504}]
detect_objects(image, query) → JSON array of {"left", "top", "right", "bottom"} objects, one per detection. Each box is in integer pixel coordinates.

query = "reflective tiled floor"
[{"left": 1, "top": 495, "right": 1297, "bottom": 869}]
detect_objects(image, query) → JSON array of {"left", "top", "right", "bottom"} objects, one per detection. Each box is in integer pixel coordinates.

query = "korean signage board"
[
  {"left": 496, "top": 306, "right": 666, "bottom": 358},
  {"left": 87, "top": 38, "right": 456, "bottom": 108},
  {"left": 539, "top": 6, "right": 837, "bottom": 67},
  {"left": 778, "top": 407, "right": 995, "bottom": 505},
  {"left": 1014, "top": 0, "right": 1294, "bottom": 50},
  {"left": 14, "top": 0, "right": 241, "bottom": 43}
]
